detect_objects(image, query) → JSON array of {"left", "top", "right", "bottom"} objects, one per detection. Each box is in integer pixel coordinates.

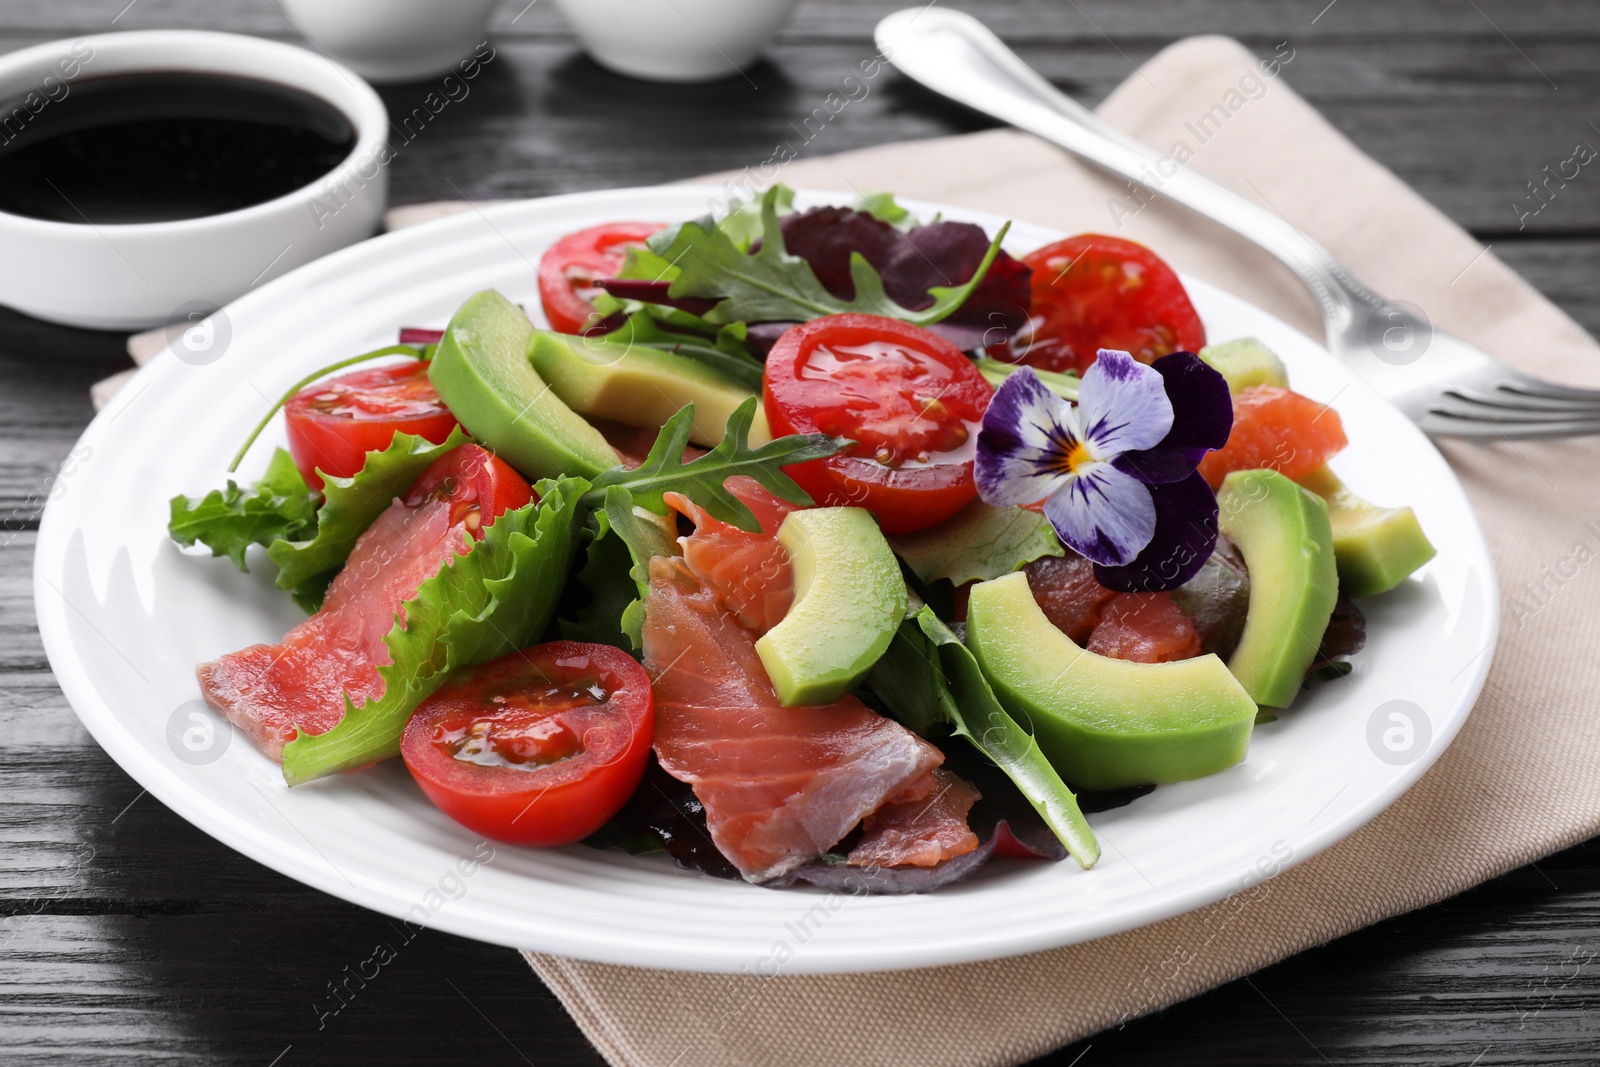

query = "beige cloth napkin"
[{"left": 517, "top": 35, "right": 1600, "bottom": 1067}]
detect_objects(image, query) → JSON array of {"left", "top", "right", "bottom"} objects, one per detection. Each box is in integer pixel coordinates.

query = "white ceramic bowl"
[
  {"left": 551, "top": 0, "right": 800, "bottom": 82},
  {"left": 0, "top": 31, "right": 389, "bottom": 331},
  {"left": 281, "top": 0, "right": 502, "bottom": 84}
]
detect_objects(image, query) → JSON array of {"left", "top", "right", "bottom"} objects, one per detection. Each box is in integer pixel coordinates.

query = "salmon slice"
[
  {"left": 197, "top": 495, "right": 464, "bottom": 760},
  {"left": 1085, "top": 592, "right": 1204, "bottom": 663},
  {"left": 848, "top": 768, "right": 981, "bottom": 869},
  {"left": 643, "top": 555, "right": 943, "bottom": 883},
  {"left": 665, "top": 491, "right": 794, "bottom": 634},
  {"left": 1024, "top": 553, "right": 1119, "bottom": 643}
]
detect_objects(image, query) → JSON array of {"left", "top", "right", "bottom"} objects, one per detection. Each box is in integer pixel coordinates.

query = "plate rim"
[{"left": 34, "top": 184, "right": 1501, "bottom": 973}]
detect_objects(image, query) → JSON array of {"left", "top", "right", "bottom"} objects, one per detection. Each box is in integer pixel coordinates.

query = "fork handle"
[{"left": 875, "top": 9, "right": 1384, "bottom": 322}]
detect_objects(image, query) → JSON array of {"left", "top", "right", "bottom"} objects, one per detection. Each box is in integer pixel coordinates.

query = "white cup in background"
[
  {"left": 550, "top": 0, "right": 801, "bottom": 82},
  {"left": 281, "top": 0, "right": 502, "bottom": 84}
]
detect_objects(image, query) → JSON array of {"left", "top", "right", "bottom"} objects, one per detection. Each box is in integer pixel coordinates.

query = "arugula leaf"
[
  {"left": 889, "top": 499, "right": 1063, "bottom": 587},
  {"left": 598, "top": 309, "right": 764, "bottom": 392},
  {"left": 169, "top": 449, "right": 317, "bottom": 570},
  {"left": 558, "top": 490, "right": 677, "bottom": 651},
  {"left": 267, "top": 427, "right": 471, "bottom": 607},
  {"left": 585, "top": 398, "right": 844, "bottom": 531},
  {"left": 867, "top": 605, "right": 1100, "bottom": 869},
  {"left": 633, "top": 185, "right": 1008, "bottom": 328},
  {"left": 281, "top": 477, "right": 590, "bottom": 785}
]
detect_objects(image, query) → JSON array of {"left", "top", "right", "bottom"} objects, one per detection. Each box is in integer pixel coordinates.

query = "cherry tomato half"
[
  {"left": 403, "top": 443, "right": 535, "bottom": 538},
  {"left": 998, "top": 234, "right": 1206, "bottom": 375},
  {"left": 537, "top": 221, "right": 664, "bottom": 335},
  {"left": 401, "top": 641, "right": 654, "bottom": 846},
  {"left": 285, "top": 361, "right": 460, "bottom": 491},
  {"left": 762, "top": 314, "right": 994, "bottom": 535}
]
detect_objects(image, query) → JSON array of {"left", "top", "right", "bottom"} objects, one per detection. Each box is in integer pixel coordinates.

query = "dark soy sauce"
[{"left": 0, "top": 72, "right": 356, "bottom": 224}]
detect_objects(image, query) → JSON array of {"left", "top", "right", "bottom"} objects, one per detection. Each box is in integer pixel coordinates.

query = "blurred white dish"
[
  {"left": 0, "top": 31, "right": 387, "bottom": 331},
  {"left": 282, "top": 0, "right": 501, "bottom": 84},
  {"left": 551, "top": 0, "right": 799, "bottom": 82}
]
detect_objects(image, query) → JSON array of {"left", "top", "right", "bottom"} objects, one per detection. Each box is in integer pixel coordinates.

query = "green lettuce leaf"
[
  {"left": 853, "top": 189, "right": 916, "bottom": 229},
  {"left": 267, "top": 427, "right": 471, "bottom": 608},
  {"left": 560, "top": 487, "right": 679, "bottom": 651},
  {"left": 719, "top": 183, "right": 796, "bottom": 248},
  {"left": 889, "top": 499, "right": 1063, "bottom": 587},
  {"left": 280, "top": 476, "right": 589, "bottom": 786},
  {"left": 629, "top": 185, "right": 1008, "bottom": 328},
  {"left": 973, "top": 358, "right": 1080, "bottom": 400},
  {"left": 867, "top": 605, "right": 1100, "bottom": 868},
  {"left": 168, "top": 449, "right": 317, "bottom": 570},
  {"left": 585, "top": 398, "right": 843, "bottom": 531}
]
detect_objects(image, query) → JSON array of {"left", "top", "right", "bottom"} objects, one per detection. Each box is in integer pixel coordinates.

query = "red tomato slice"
[
  {"left": 284, "top": 361, "right": 459, "bottom": 491},
  {"left": 403, "top": 443, "right": 535, "bottom": 536},
  {"left": 763, "top": 315, "right": 993, "bottom": 535},
  {"left": 401, "top": 642, "right": 654, "bottom": 846},
  {"left": 537, "top": 221, "right": 664, "bottom": 335},
  {"left": 999, "top": 234, "right": 1206, "bottom": 375}
]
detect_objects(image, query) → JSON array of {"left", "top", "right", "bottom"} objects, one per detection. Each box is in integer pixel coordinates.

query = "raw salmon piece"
[
  {"left": 1086, "top": 592, "right": 1204, "bottom": 663},
  {"left": 197, "top": 495, "right": 463, "bottom": 760},
  {"left": 723, "top": 475, "right": 801, "bottom": 536},
  {"left": 848, "top": 768, "right": 981, "bottom": 869},
  {"left": 1025, "top": 553, "right": 1119, "bottom": 642},
  {"left": 643, "top": 555, "right": 942, "bottom": 883},
  {"left": 665, "top": 491, "right": 794, "bottom": 635},
  {"left": 1197, "top": 384, "right": 1348, "bottom": 489}
]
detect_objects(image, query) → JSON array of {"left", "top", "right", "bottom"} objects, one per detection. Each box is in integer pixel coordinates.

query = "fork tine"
[
  {"left": 1497, "top": 372, "right": 1600, "bottom": 404},
  {"left": 1443, "top": 384, "right": 1600, "bottom": 415},
  {"left": 1420, "top": 407, "right": 1600, "bottom": 439}
]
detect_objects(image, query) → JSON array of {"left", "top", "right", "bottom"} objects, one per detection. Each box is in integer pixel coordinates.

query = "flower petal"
[
  {"left": 1078, "top": 349, "right": 1174, "bottom": 459},
  {"left": 975, "top": 368, "right": 1083, "bottom": 507},
  {"left": 1115, "top": 352, "right": 1234, "bottom": 483},
  {"left": 1042, "top": 462, "right": 1156, "bottom": 567},
  {"left": 1092, "top": 470, "right": 1220, "bottom": 591}
]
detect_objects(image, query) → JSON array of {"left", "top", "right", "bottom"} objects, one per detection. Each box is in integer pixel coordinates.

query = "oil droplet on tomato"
[{"left": 434, "top": 679, "right": 607, "bottom": 770}]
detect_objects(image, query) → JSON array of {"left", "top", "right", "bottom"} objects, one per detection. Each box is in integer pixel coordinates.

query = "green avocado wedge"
[
  {"left": 966, "top": 572, "right": 1257, "bottom": 790},
  {"left": 1199, "top": 337, "right": 1289, "bottom": 394},
  {"left": 527, "top": 330, "right": 755, "bottom": 448},
  {"left": 755, "top": 507, "right": 906, "bottom": 706},
  {"left": 1295, "top": 465, "right": 1436, "bottom": 598},
  {"left": 1217, "top": 469, "right": 1340, "bottom": 708},
  {"left": 427, "top": 291, "right": 618, "bottom": 480}
]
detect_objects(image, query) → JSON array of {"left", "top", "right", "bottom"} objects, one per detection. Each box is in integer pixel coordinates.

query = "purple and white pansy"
[{"left": 975, "top": 348, "right": 1234, "bottom": 591}]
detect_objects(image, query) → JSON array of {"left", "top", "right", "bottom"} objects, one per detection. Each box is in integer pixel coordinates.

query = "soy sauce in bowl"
[{"left": 0, "top": 72, "right": 357, "bottom": 224}]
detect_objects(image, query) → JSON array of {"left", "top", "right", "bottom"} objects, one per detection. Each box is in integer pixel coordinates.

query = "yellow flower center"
[{"left": 1059, "top": 439, "right": 1093, "bottom": 475}]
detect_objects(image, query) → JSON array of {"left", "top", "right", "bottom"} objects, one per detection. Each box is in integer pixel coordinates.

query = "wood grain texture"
[{"left": 4, "top": 1, "right": 1600, "bottom": 1064}]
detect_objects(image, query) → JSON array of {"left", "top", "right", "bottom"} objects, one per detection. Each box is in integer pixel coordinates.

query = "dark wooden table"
[{"left": 5, "top": 1, "right": 1600, "bottom": 1063}]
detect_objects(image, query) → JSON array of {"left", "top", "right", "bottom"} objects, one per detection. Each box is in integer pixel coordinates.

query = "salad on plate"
[{"left": 167, "top": 186, "right": 1437, "bottom": 893}]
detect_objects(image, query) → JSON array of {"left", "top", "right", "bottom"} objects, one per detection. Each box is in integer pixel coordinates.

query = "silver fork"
[{"left": 876, "top": 8, "right": 1600, "bottom": 439}]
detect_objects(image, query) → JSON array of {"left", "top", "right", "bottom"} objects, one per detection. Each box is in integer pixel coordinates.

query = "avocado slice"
[
  {"left": 966, "top": 572, "right": 1257, "bottom": 790},
  {"left": 528, "top": 330, "right": 756, "bottom": 448},
  {"left": 1199, "top": 337, "right": 1288, "bottom": 394},
  {"left": 427, "top": 291, "right": 619, "bottom": 480},
  {"left": 1217, "top": 469, "right": 1340, "bottom": 708},
  {"left": 755, "top": 507, "right": 907, "bottom": 706},
  {"left": 1295, "top": 465, "right": 1437, "bottom": 598}
]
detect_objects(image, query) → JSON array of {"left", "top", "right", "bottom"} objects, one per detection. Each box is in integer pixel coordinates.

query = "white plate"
[{"left": 35, "top": 186, "right": 1498, "bottom": 974}]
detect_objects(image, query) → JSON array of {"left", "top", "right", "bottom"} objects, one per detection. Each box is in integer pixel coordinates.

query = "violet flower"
[{"left": 975, "top": 349, "right": 1233, "bottom": 591}]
